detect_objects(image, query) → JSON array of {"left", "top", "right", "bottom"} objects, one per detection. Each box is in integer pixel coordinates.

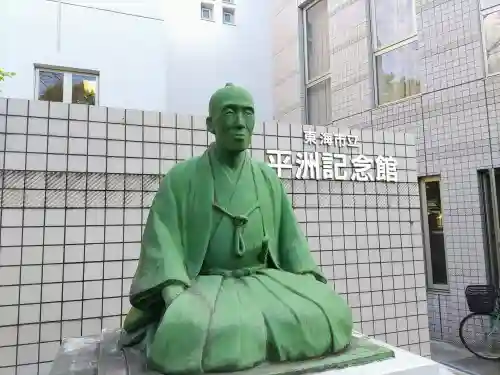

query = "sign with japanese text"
[{"left": 266, "top": 129, "right": 398, "bottom": 182}]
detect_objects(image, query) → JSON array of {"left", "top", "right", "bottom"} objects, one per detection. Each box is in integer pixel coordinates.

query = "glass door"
[
  {"left": 419, "top": 176, "right": 448, "bottom": 289},
  {"left": 479, "top": 169, "right": 500, "bottom": 287}
]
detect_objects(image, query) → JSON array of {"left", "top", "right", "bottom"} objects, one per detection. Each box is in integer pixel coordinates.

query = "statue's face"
[{"left": 208, "top": 96, "right": 255, "bottom": 152}]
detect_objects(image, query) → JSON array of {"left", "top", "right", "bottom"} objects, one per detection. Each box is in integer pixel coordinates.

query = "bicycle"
[{"left": 459, "top": 284, "right": 500, "bottom": 360}]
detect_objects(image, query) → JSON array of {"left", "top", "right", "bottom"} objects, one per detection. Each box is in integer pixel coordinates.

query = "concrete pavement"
[{"left": 431, "top": 340, "right": 500, "bottom": 375}]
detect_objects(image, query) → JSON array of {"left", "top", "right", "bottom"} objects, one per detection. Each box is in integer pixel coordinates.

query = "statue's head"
[{"left": 206, "top": 83, "right": 255, "bottom": 152}]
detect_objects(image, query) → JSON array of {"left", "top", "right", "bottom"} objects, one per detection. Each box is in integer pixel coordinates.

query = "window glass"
[
  {"left": 305, "top": 0, "right": 330, "bottom": 80},
  {"left": 423, "top": 179, "right": 448, "bottom": 286},
  {"left": 38, "top": 71, "right": 64, "bottom": 102},
  {"left": 223, "top": 9, "right": 234, "bottom": 24},
  {"left": 376, "top": 41, "right": 421, "bottom": 105},
  {"left": 201, "top": 4, "right": 212, "bottom": 20},
  {"left": 37, "top": 69, "right": 98, "bottom": 104},
  {"left": 373, "top": 0, "right": 416, "bottom": 48},
  {"left": 484, "top": 11, "right": 500, "bottom": 74},
  {"left": 306, "top": 78, "right": 331, "bottom": 126},
  {"left": 481, "top": 0, "right": 500, "bottom": 10},
  {"left": 72, "top": 74, "right": 97, "bottom": 105}
]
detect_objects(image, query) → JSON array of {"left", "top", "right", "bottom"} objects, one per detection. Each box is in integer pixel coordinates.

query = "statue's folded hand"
[{"left": 162, "top": 284, "right": 186, "bottom": 308}]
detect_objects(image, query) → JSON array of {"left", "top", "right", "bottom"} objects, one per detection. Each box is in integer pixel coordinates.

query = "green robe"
[{"left": 122, "top": 145, "right": 353, "bottom": 374}]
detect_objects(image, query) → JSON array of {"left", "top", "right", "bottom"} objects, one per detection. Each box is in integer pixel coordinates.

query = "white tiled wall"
[{"left": 0, "top": 98, "right": 429, "bottom": 375}]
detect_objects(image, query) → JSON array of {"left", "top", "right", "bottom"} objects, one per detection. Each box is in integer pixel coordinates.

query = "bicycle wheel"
[{"left": 459, "top": 312, "right": 500, "bottom": 360}]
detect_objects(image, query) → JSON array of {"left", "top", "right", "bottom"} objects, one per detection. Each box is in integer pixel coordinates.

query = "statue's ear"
[{"left": 206, "top": 117, "right": 215, "bottom": 134}]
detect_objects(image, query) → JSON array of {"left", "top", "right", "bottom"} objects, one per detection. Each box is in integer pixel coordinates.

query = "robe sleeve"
[
  {"left": 277, "top": 180, "right": 327, "bottom": 284},
  {"left": 129, "top": 167, "right": 191, "bottom": 311}
]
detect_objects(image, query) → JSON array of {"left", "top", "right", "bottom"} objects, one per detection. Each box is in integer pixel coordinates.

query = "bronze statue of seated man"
[{"left": 121, "top": 84, "right": 353, "bottom": 374}]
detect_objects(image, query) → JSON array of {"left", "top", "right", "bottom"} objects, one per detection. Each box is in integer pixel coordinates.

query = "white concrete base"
[
  {"left": 328, "top": 334, "right": 454, "bottom": 375},
  {"left": 50, "top": 331, "right": 456, "bottom": 375}
]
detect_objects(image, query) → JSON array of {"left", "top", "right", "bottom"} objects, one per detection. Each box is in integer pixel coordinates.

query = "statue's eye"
[
  {"left": 245, "top": 110, "right": 254, "bottom": 116},
  {"left": 225, "top": 110, "right": 235, "bottom": 116}
]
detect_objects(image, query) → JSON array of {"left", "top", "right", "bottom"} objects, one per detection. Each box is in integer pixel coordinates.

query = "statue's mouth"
[{"left": 232, "top": 132, "right": 247, "bottom": 139}]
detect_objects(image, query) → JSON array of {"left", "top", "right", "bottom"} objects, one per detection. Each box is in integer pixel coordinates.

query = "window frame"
[
  {"left": 369, "top": 0, "right": 419, "bottom": 106},
  {"left": 200, "top": 3, "right": 214, "bottom": 21},
  {"left": 480, "top": 4, "right": 500, "bottom": 77},
  {"left": 302, "top": 0, "right": 331, "bottom": 125},
  {"left": 222, "top": 7, "right": 235, "bottom": 25},
  {"left": 419, "top": 176, "right": 449, "bottom": 292},
  {"left": 34, "top": 66, "right": 99, "bottom": 106}
]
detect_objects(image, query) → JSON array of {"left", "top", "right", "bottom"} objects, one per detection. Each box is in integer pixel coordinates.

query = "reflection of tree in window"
[
  {"left": 39, "top": 71, "right": 63, "bottom": 102},
  {"left": 377, "top": 42, "right": 421, "bottom": 104},
  {"left": 425, "top": 180, "right": 448, "bottom": 286},
  {"left": 72, "top": 74, "right": 96, "bottom": 105},
  {"left": 484, "top": 12, "right": 500, "bottom": 74}
]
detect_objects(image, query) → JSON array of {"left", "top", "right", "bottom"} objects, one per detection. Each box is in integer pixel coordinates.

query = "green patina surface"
[
  {"left": 204, "top": 337, "right": 395, "bottom": 375},
  {"left": 120, "top": 84, "right": 392, "bottom": 374},
  {"left": 123, "top": 337, "right": 394, "bottom": 375}
]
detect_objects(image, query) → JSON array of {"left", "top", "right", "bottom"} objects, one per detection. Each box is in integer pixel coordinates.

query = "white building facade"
[{"left": 0, "top": 0, "right": 274, "bottom": 119}]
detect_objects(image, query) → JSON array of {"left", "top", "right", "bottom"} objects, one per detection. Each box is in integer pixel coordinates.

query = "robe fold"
[{"left": 122, "top": 145, "right": 353, "bottom": 374}]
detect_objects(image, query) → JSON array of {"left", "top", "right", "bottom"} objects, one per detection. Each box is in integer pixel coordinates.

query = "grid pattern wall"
[
  {"left": 326, "top": 34, "right": 498, "bottom": 343},
  {"left": 421, "top": 1, "right": 500, "bottom": 349},
  {"left": 326, "top": 70, "right": 499, "bottom": 344},
  {"left": 329, "top": 0, "right": 495, "bottom": 346},
  {"left": 272, "top": 0, "right": 500, "bottom": 347},
  {"left": 0, "top": 98, "right": 428, "bottom": 375},
  {"left": 365, "top": 80, "right": 494, "bottom": 344}
]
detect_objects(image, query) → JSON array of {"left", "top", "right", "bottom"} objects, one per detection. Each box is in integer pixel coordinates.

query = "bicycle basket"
[{"left": 465, "top": 285, "right": 497, "bottom": 314}]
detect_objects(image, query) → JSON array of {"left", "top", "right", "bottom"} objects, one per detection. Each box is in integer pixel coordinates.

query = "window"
[
  {"left": 482, "top": 5, "right": 500, "bottom": 75},
  {"left": 222, "top": 0, "right": 235, "bottom": 4},
  {"left": 419, "top": 177, "right": 448, "bottom": 290},
  {"left": 371, "top": 0, "right": 421, "bottom": 105},
  {"left": 201, "top": 3, "right": 214, "bottom": 21},
  {"left": 36, "top": 67, "right": 98, "bottom": 105},
  {"left": 303, "top": 0, "right": 331, "bottom": 126},
  {"left": 482, "top": 0, "right": 500, "bottom": 10},
  {"left": 223, "top": 7, "right": 235, "bottom": 25}
]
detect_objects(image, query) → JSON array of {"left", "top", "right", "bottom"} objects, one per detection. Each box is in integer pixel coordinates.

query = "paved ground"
[{"left": 431, "top": 340, "right": 500, "bottom": 375}]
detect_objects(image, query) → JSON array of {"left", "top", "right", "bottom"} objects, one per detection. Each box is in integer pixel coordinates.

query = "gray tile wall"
[
  {"left": 368, "top": 81, "right": 494, "bottom": 344},
  {"left": 271, "top": 0, "right": 500, "bottom": 346},
  {"left": 0, "top": 98, "right": 429, "bottom": 375},
  {"left": 331, "top": 0, "right": 498, "bottom": 344}
]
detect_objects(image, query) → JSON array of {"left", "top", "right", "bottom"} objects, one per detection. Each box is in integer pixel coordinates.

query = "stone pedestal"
[
  {"left": 333, "top": 341, "right": 455, "bottom": 375},
  {"left": 48, "top": 330, "right": 453, "bottom": 375}
]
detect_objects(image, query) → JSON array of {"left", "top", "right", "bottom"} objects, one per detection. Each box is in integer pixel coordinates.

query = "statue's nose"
[{"left": 237, "top": 112, "right": 246, "bottom": 126}]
